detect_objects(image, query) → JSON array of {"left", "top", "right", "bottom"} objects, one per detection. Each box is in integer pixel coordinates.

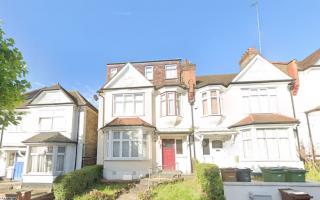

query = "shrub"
[
  {"left": 53, "top": 165, "right": 103, "bottom": 200},
  {"left": 195, "top": 162, "right": 225, "bottom": 200}
]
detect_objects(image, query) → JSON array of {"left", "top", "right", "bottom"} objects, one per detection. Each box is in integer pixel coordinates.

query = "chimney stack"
[
  {"left": 239, "top": 48, "right": 259, "bottom": 70},
  {"left": 180, "top": 59, "right": 196, "bottom": 103}
]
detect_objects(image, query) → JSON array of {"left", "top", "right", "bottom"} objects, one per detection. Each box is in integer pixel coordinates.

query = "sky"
[{"left": 0, "top": 0, "right": 319, "bottom": 105}]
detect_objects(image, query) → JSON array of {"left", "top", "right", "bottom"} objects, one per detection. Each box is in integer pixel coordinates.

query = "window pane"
[
  {"left": 122, "top": 132, "right": 130, "bottom": 139},
  {"left": 202, "top": 139, "right": 210, "bottom": 155},
  {"left": 56, "top": 155, "right": 64, "bottom": 171},
  {"left": 167, "top": 93, "right": 175, "bottom": 115},
  {"left": 113, "top": 141, "right": 120, "bottom": 157},
  {"left": 122, "top": 141, "right": 129, "bottom": 157},
  {"left": 145, "top": 66, "right": 153, "bottom": 80},
  {"left": 165, "top": 65, "right": 177, "bottom": 79},
  {"left": 135, "top": 101, "right": 143, "bottom": 115},
  {"left": 131, "top": 141, "right": 139, "bottom": 157},
  {"left": 212, "top": 140, "right": 223, "bottom": 148},
  {"left": 202, "top": 99, "right": 208, "bottom": 115},
  {"left": 211, "top": 98, "right": 218, "bottom": 114},
  {"left": 176, "top": 94, "right": 181, "bottom": 115},
  {"left": 176, "top": 140, "right": 183, "bottom": 154},
  {"left": 113, "top": 132, "right": 120, "bottom": 139},
  {"left": 124, "top": 94, "right": 134, "bottom": 115},
  {"left": 58, "top": 147, "right": 65, "bottom": 153},
  {"left": 131, "top": 132, "right": 139, "bottom": 139}
]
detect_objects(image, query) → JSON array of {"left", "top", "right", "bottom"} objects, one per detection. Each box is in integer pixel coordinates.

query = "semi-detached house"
[
  {"left": 0, "top": 84, "right": 98, "bottom": 183},
  {"left": 97, "top": 48, "right": 306, "bottom": 180}
]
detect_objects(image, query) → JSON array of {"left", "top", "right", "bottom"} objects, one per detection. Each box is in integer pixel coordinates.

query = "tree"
[{"left": 0, "top": 26, "right": 31, "bottom": 147}]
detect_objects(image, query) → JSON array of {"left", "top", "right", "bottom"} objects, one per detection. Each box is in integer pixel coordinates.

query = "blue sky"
[{"left": 1, "top": 0, "right": 319, "bottom": 104}]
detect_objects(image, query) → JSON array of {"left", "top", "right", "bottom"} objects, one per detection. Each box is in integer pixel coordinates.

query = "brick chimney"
[
  {"left": 287, "top": 59, "right": 300, "bottom": 96},
  {"left": 239, "top": 48, "right": 259, "bottom": 70},
  {"left": 180, "top": 59, "right": 196, "bottom": 103}
]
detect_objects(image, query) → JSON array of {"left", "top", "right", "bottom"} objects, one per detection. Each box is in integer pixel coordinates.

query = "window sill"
[{"left": 105, "top": 158, "right": 150, "bottom": 161}]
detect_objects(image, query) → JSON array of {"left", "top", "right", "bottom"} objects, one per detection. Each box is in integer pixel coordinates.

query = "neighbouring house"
[
  {"left": 0, "top": 84, "right": 98, "bottom": 184},
  {"left": 97, "top": 49, "right": 307, "bottom": 180},
  {"left": 194, "top": 48, "right": 303, "bottom": 171},
  {"left": 294, "top": 49, "right": 320, "bottom": 160}
]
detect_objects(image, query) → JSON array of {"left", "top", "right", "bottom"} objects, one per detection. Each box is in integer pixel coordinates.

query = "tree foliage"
[{"left": 0, "top": 26, "right": 30, "bottom": 130}]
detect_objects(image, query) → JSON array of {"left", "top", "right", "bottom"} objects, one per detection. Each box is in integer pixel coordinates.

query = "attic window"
[
  {"left": 165, "top": 65, "right": 177, "bottom": 79},
  {"left": 145, "top": 66, "right": 153, "bottom": 80},
  {"left": 110, "top": 68, "right": 118, "bottom": 78}
]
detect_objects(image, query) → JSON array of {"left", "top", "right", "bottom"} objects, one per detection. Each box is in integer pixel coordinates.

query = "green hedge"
[
  {"left": 195, "top": 162, "right": 225, "bottom": 200},
  {"left": 53, "top": 165, "right": 103, "bottom": 200}
]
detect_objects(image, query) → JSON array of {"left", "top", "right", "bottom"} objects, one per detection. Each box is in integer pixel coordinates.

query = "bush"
[
  {"left": 53, "top": 165, "right": 103, "bottom": 200},
  {"left": 195, "top": 162, "right": 225, "bottom": 200}
]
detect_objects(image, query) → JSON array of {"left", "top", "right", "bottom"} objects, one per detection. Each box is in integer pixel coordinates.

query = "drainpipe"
[
  {"left": 288, "top": 82, "right": 301, "bottom": 160},
  {"left": 305, "top": 112, "right": 316, "bottom": 162},
  {"left": 189, "top": 102, "right": 195, "bottom": 173},
  {"left": 74, "top": 106, "right": 82, "bottom": 170}
]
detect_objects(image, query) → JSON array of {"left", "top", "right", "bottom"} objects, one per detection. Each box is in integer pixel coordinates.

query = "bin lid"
[{"left": 280, "top": 189, "right": 312, "bottom": 198}]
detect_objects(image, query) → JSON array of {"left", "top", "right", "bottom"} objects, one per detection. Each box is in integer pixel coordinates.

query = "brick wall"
[
  {"left": 106, "top": 60, "right": 183, "bottom": 87},
  {"left": 83, "top": 107, "right": 98, "bottom": 166}
]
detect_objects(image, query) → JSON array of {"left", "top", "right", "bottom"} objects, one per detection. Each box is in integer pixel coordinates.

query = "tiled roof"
[
  {"left": 23, "top": 132, "right": 76, "bottom": 143},
  {"left": 306, "top": 105, "right": 320, "bottom": 113},
  {"left": 272, "top": 62, "right": 290, "bottom": 75},
  {"left": 229, "top": 113, "right": 299, "bottom": 128},
  {"left": 103, "top": 117, "right": 154, "bottom": 128},
  {"left": 196, "top": 74, "right": 237, "bottom": 88},
  {"left": 299, "top": 49, "right": 320, "bottom": 70}
]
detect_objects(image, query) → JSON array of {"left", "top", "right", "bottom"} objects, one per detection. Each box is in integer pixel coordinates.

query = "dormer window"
[
  {"left": 160, "top": 92, "right": 181, "bottom": 116},
  {"left": 165, "top": 65, "right": 177, "bottom": 79},
  {"left": 145, "top": 66, "right": 153, "bottom": 80},
  {"left": 110, "top": 68, "right": 118, "bottom": 78},
  {"left": 202, "top": 90, "right": 220, "bottom": 116}
]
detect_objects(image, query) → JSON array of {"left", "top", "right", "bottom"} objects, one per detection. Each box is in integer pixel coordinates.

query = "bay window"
[
  {"left": 160, "top": 92, "right": 181, "bottom": 116},
  {"left": 108, "top": 131, "right": 149, "bottom": 159},
  {"left": 242, "top": 88, "right": 278, "bottom": 113},
  {"left": 113, "top": 93, "right": 144, "bottom": 116},
  {"left": 202, "top": 90, "right": 220, "bottom": 116},
  {"left": 165, "top": 65, "right": 177, "bottom": 79},
  {"left": 28, "top": 146, "right": 65, "bottom": 174},
  {"left": 242, "top": 130, "right": 253, "bottom": 159}
]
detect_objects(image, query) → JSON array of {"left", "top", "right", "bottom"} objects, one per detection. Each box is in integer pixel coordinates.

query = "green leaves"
[{"left": 0, "top": 26, "right": 31, "bottom": 129}]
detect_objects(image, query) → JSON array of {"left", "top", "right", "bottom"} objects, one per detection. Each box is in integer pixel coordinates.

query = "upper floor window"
[
  {"left": 110, "top": 68, "right": 118, "bottom": 78},
  {"left": 165, "top": 65, "right": 177, "bottom": 79},
  {"left": 39, "top": 116, "right": 65, "bottom": 131},
  {"left": 160, "top": 92, "right": 181, "bottom": 116},
  {"left": 113, "top": 93, "right": 144, "bottom": 116},
  {"left": 145, "top": 66, "right": 153, "bottom": 80},
  {"left": 242, "top": 88, "right": 278, "bottom": 113},
  {"left": 202, "top": 90, "right": 220, "bottom": 116}
]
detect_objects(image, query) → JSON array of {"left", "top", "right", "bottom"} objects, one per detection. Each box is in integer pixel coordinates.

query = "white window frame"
[
  {"left": 145, "top": 66, "right": 153, "bottom": 80},
  {"left": 160, "top": 92, "right": 181, "bottom": 117},
  {"left": 202, "top": 90, "right": 221, "bottom": 116},
  {"left": 28, "top": 145, "right": 65, "bottom": 175},
  {"left": 242, "top": 88, "right": 278, "bottom": 113},
  {"left": 107, "top": 130, "right": 149, "bottom": 160},
  {"left": 112, "top": 93, "right": 145, "bottom": 117},
  {"left": 38, "top": 116, "right": 65, "bottom": 131},
  {"left": 110, "top": 68, "right": 118, "bottom": 78},
  {"left": 165, "top": 65, "right": 177, "bottom": 79}
]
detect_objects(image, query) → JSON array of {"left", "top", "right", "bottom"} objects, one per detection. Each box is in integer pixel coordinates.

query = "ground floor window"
[
  {"left": 28, "top": 145, "right": 65, "bottom": 174},
  {"left": 107, "top": 130, "right": 149, "bottom": 160},
  {"left": 241, "top": 128, "right": 291, "bottom": 160},
  {"left": 176, "top": 139, "right": 183, "bottom": 154},
  {"left": 202, "top": 139, "right": 210, "bottom": 155}
]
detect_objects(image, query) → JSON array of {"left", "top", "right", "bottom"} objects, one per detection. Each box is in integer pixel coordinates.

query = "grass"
[
  {"left": 151, "top": 177, "right": 204, "bottom": 200},
  {"left": 73, "top": 182, "right": 129, "bottom": 200},
  {"left": 305, "top": 162, "right": 320, "bottom": 182}
]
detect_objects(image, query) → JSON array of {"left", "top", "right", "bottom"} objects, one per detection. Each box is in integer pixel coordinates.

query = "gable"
[
  {"left": 104, "top": 63, "right": 153, "bottom": 89},
  {"left": 30, "top": 90, "right": 73, "bottom": 104},
  {"left": 233, "top": 55, "right": 292, "bottom": 82}
]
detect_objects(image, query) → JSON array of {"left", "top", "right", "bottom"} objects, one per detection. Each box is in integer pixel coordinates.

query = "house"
[
  {"left": 97, "top": 49, "right": 304, "bottom": 180},
  {"left": 97, "top": 59, "right": 196, "bottom": 180},
  {"left": 293, "top": 49, "right": 320, "bottom": 160},
  {"left": 0, "top": 84, "right": 98, "bottom": 184},
  {"left": 194, "top": 48, "right": 303, "bottom": 171}
]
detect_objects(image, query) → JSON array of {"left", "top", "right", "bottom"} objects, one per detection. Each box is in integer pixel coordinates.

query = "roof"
[
  {"left": 272, "top": 62, "right": 290, "bottom": 75},
  {"left": 23, "top": 132, "right": 76, "bottom": 143},
  {"left": 196, "top": 74, "right": 237, "bottom": 88},
  {"left": 17, "top": 84, "right": 97, "bottom": 112},
  {"left": 102, "top": 117, "right": 154, "bottom": 128},
  {"left": 107, "top": 58, "right": 182, "bottom": 65},
  {"left": 299, "top": 49, "right": 320, "bottom": 70},
  {"left": 306, "top": 105, "right": 320, "bottom": 113},
  {"left": 229, "top": 113, "right": 299, "bottom": 128}
]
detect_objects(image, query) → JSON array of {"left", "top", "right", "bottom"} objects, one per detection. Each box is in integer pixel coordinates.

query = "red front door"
[{"left": 162, "top": 139, "right": 175, "bottom": 170}]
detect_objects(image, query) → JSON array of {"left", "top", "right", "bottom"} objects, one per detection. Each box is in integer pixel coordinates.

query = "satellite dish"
[{"left": 93, "top": 94, "right": 98, "bottom": 101}]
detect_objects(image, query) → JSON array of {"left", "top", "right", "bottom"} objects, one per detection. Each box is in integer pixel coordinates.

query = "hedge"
[
  {"left": 53, "top": 165, "right": 103, "bottom": 200},
  {"left": 195, "top": 162, "right": 225, "bottom": 200}
]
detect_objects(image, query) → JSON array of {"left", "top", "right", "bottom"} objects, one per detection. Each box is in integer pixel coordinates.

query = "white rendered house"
[
  {"left": 0, "top": 84, "right": 98, "bottom": 183},
  {"left": 97, "top": 50, "right": 305, "bottom": 180}
]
